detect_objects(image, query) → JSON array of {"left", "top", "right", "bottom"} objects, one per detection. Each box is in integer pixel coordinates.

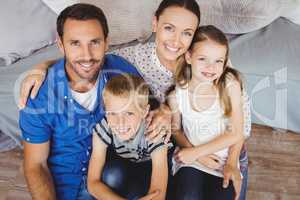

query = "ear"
[
  {"left": 185, "top": 51, "right": 192, "bottom": 65},
  {"left": 104, "top": 36, "right": 110, "bottom": 52},
  {"left": 57, "top": 35, "right": 65, "bottom": 56},
  {"left": 152, "top": 16, "right": 158, "bottom": 33}
]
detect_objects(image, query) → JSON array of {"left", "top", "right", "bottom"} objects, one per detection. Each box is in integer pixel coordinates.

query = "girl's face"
[
  {"left": 186, "top": 39, "right": 227, "bottom": 83},
  {"left": 152, "top": 6, "right": 199, "bottom": 65}
]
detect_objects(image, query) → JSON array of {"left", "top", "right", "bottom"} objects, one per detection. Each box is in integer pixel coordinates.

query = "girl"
[
  {"left": 18, "top": 0, "right": 250, "bottom": 199},
  {"left": 168, "top": 25, "right": 247, "bottom": 200}
]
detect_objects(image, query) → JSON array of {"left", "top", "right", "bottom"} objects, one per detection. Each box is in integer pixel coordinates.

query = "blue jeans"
[
  {"left": 76, "top": 175, "right": 96, "bottom": 200},
  {"left": 239, "top": 148, "right": 249, "bottom": 200}
]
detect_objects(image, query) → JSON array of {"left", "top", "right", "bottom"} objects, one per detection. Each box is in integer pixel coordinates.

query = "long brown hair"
[{"left": 175, "top": 25, "right": 243, "bottom": 117}]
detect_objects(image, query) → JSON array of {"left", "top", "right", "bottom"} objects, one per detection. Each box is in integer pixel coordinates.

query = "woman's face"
[{"left": 153, "top": 6, "right": 199, "bottom": 65}]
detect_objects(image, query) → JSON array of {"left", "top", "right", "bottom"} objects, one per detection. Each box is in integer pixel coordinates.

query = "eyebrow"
[{"left": 163, "top": 23, "right": 195, "bottom": 32}]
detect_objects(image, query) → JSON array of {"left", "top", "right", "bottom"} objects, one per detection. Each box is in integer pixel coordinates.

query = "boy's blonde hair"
[{"left": 103, "top": 74, "right": 149, "bottom": 109}]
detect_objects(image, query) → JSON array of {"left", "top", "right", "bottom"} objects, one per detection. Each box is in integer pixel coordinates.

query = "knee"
[{"left": 102, "top": 162, "right": 126, "bottom": 190}]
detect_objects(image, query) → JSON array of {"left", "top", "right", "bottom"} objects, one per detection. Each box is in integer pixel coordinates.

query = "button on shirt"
[{"left": 19, "top": 54, "right": 140, "bottom": 200}]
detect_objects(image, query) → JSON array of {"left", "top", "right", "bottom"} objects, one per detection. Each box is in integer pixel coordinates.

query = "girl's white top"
[{"left": 173, "top": 83, "right": 235, "bottom": 177}]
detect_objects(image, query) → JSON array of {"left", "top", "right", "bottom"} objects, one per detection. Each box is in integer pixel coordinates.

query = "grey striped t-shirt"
[{"left": 94, "top": 118, "right": 172, "bottom": 163}]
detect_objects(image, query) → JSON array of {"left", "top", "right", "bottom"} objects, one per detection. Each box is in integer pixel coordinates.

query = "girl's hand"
[
  {"left": 197, "top": 154, "right": 223, "bottom": 170},
  {"left": 174, "top": 147, "right": 198, "bottom": 164},
  {"left": 19, "top": 69, "right": 46, "bottom": 109},
  {"left": 138, "top": 190, "right": 160, "bottom": 200},
  {"left": 146, "top": 105, "right": 172, "bottom": 144},
  {"left": 223, "top": 164, "right": 242, "bottom": 200}
]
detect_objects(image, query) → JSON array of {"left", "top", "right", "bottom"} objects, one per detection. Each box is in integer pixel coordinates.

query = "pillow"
[
  {"left": 197, "top": 0, "right": 284, "bottom": 34},
  {"left": 41, "top": 0, "right": 79, "bottom": 14},
  {"left": 81, "top": 0, "right": 160, "bottom": 45},
  {"left": 0, "top": 0, "right": 57, "bottom": 66},
  {"left": 281, "top": 0, "right": 300, "bottom": 25}
]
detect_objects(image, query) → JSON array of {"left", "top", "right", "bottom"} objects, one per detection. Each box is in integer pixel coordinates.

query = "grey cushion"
[{"left": 0, "top": 0, "right": 57, "bottom": 66}]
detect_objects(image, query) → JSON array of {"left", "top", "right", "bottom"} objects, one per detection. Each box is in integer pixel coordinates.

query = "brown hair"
[
  {"left": 155, "top": 0, "right": 201, "bottom": 27},
  {"left": 175, "top": 25, "right": 243, "bottom": 117},
  {"left": 103, "top": 74, "right": 149, "bottom": 109},
  {"left": 57, "top": 3, "right": 109, "bottom": 39}
]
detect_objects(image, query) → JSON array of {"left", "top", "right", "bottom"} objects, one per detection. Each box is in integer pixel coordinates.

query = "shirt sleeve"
[
  {"left": 19, "top": 96, "right": 52, "bottom": 144},
  {"left": 148, "top": 138, "right": 173, "bottom": 155},
  {"left": 93, "top": 119, "right": 113, "bottom": 146}
]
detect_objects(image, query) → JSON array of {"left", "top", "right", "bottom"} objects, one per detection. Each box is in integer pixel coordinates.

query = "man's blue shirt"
[{"left": 19, "top": 54, "right": 140, "bottom": 200}]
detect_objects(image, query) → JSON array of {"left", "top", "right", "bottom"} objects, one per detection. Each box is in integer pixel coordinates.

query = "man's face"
[{"left": 58, "top": 19, "right": 108, "bottom": 86}]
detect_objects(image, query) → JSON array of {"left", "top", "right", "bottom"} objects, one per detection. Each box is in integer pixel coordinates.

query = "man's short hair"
[
  {"left": 103, "top": 74, "right": 149, "bottom": 109},
  {"left": 57, "top": 3, "right": 109, "bottom": 39}
]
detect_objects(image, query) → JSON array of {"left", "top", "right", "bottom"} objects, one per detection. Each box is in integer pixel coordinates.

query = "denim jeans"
[{"left": 239, "top": 149, "right": 249, "bottom": 200}]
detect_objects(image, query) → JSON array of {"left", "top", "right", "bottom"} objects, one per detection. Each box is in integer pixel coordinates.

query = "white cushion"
[{"left": 0, "top": 0, "right": 57, "bottom": 66}]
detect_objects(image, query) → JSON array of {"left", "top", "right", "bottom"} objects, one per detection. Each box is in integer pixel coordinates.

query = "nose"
[
  {"left": 117, "top": 114, "right": 126, "bottom": 126},
  {"left": 172, "top": 32, "right": 181, "bottom": 46},
  {"left": 81, "top": 45, "right": 92, "bottom": 61}
]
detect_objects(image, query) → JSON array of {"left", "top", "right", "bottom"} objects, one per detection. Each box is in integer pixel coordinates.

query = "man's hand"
[
  {"left": 146, "top": 104, "right": 172, "bottom": 144},
  {"left": 139, "top": 190, "right": 160, "bottom": 200},
  {"left": 223, "top": 164, "right": 242, "bottom": 200},
  {"left": 19, "top": 69, "right": 46, "bottom": 109},
  {"left": 197, "top": 154, "right": 223, "bottom": 170},
  {"left": 174, "top": 147, "right": 198, "bottom": 164}
]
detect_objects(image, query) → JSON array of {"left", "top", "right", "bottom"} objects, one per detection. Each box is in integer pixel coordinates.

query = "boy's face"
[{"left": 104, "top": 94, "right": 149, "bottom": 141}]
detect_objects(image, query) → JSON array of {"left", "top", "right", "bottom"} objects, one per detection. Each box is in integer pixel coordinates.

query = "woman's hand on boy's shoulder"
[{"left": 145, "top": 104, "right": 172, "bottom": 144}]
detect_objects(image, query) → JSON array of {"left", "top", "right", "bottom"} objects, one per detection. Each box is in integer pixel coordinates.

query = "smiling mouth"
[
  {"left": 202, "top": 72, "right": 216, "bottom": 78},
  {"left": 165, "top": 45, "right": 180, "bottom": 53}
]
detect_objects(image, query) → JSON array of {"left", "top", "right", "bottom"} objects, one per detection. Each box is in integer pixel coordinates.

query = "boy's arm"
[
  {"left": 87, "top": 133, "right": 126, "bottom": 200},
  {"left": 19, "top": 59, "right": 57, "bottom": 109},
  {"left": 23, "top": 141, "right": 56, "bottom": 200},
  {"left": 149, "top": 146, "right": 168, "bottom": 200}
]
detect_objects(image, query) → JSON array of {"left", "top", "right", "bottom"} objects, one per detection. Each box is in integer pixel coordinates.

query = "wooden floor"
[{"left": 0, "top": 124, "right": 299, "bottom": 200}]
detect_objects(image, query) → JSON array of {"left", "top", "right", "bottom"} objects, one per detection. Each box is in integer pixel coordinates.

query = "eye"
[
  {"left": 125, "top": 112, "right": 134, "bottom": 116},
  {"left": 216, "top": 60, "right": 224, "bottom": 64},
  {"left": 164, "top": 25, "right": 174, "bottom": 32},
  {"left": 183, "top": 31, "right": 193, "bottom": 37},
  {"left": 70, "top": 41, "right": 80, "bottom": 46},
  {"left": 90, "top": 39, "right": 101, "bottom": 46},
  {"left": 198, "top": 57, "right": 206, "bottom": 61}
]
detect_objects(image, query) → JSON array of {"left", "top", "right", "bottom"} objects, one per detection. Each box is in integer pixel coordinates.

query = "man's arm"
[{"left": 23, "top": 141, "right": 56, "bottom": 200}]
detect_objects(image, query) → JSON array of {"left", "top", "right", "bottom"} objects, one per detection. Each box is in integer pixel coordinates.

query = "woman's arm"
[
  {"left": 149, "top": 146, "right": 168, "bottom": 200},
  {"left": 19, "top": 59, "right": 57, "bottom": 108},
  {"left": 87, "top": 134, "right": 126, "bottom": 200}
]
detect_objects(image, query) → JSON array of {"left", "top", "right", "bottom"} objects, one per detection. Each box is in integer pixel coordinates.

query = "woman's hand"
[
  {"left": 19, "top": 68, "right": 46, "bottom": 109},
  {"left": 146, "top": 104, "right": 172, "bottom": 144},
  {"left": 223, "top": 164, "right": 242, "bottom": 200}
]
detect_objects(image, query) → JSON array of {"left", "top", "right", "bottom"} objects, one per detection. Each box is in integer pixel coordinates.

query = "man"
[{"left": 19, "top": 3, "right": 140, "bottom": 200}]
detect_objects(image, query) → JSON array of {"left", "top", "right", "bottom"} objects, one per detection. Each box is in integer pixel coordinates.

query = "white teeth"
[
  {"left": 202, "top": 72, "right": 215, "bottom": 78},
  {"left": 79, "top": 63, "right": 93, "bottom": 68},
  {"left": 165, "top": 45, "right": 179, "bottom": 52}
]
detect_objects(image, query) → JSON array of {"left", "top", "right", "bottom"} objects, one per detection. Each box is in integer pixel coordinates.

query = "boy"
[{"left": 88, "top": 74, "right": 172, "bottom": 200}]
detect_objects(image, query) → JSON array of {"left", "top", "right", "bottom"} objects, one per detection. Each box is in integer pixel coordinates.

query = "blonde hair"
[
  {"left": 103, "top": 74, "right": 149, "bottom": 109},
  {"left": 175, "top": 25, "right": 243, "bottom": 117}
]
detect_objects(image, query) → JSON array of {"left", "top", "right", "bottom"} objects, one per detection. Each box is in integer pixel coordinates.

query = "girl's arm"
[
  {"left": 149, "top": 146, "right": 168, "bottom": 200},
  {"left": 87, "top": 133, "right": 126, "bottom": 200}
]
